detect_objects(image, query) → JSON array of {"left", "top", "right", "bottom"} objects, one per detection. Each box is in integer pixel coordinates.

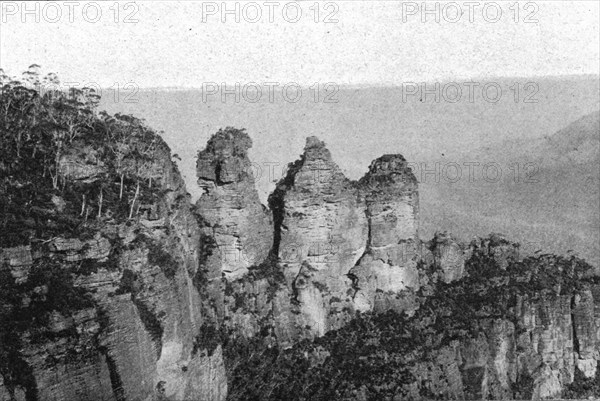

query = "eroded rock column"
[
  {"left": 196, "top": 128, "right": 273, "bottom": 279},
  {"left": 269, "top": 137, "right": 368, "bottom": 338},
  {"left": 350, "top": 154, "right": 421, "bottom": 313}
]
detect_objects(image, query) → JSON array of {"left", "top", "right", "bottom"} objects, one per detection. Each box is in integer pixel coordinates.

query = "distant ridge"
[{"left": 472, "top": 110, "right": 600, "bottom": 166}]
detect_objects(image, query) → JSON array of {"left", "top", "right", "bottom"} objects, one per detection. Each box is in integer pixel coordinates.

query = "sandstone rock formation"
[
  {"left": 196, "top": 128, "right": 273, "bottom": 279},
  {"left": 197, "top": 135, "right": 424, "bottom": 344},
  {"left": 470, "top": 233, "right": 520, "bottom": 270},
  {"left": 204, "top": 133, "right": 600, "bottom": 401},
  {"left": 350, "top": 154, "right": 420, "bottom": 313},
  {"left": 429, "top": 231, "right": 467, "bottom": 283},
  {"left": 1, "top": 126, "right": 227, "bottom": 401},
  {"left": 2, "top": 120, "right": 599, "bottom": 401},
  {"left": 197, "top": 132, "right": 600, "bottom": 401},
  {"left": 221, "top": 243, "right": 600, "bottom": 401},
  {"left": 268, "top": 136, "right": 368, "bottom": 338}
]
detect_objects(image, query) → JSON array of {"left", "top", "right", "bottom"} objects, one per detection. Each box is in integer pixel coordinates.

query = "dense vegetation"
[
  {"left": 1, "top": 67, "right": 598, "bottom": 400},
  {"left": 0, "top": 67, "right": 172, "bottom": 399},
  {"left": 0, "top": 65, "right": 164, "bottom": 248},
  {"left": 223, "top": 248, "right": 600, "bottom": 400}
]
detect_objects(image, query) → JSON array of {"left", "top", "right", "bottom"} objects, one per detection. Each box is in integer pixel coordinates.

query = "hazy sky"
[{"left": 1, "top": 1, "right": 599, "bottom": 87}]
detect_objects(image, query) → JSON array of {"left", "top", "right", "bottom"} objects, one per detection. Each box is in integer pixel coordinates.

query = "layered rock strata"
[
  {"left": 204, "top": 136, "right": 423, "bottom": 342},
  {"left": 350, "top": 154, "right": 421, "bottom": 313},
  {"left": 196, "top": 128, "right": 273, "bottom": 279},
  {"left": 3, "top": 124, "right": 600, "bottom": 401},
  {"left": 268, "top": 137, "right": 368, "bottom": 338},
  {"left": 1, "top": 130, "right": 227, "bottom": 401}
]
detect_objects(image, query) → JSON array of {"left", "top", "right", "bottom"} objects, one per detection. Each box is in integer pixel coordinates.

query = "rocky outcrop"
[
  {"left": 572, "top": 288, "right": 599, "bottom": 378},
  {"left": 203, "top": 135, "right": 424, "bottom": 343},
  {"left": 471, "top": 233, "right": 520, "bottom": 270},
  {"left": 429, "top": 232, "right": 467, "bottom": 283},
  {"left": 409, "top": 292, "right": 577, "bottom": 400},
  {"left": 350, "top": 154, "right": 420, "bottom": 313},
  {"left": 407, "top": 285, "right": 600, "bottom": 400},
  {"left": 221, "top": 241, "right": 600, "bottom": 401},
  {"left": 3, "top": 120, "right": 600, "bottom": 401},
  {"left": 268, "top": 137, "right": 368, "bottom": 338},
  {"left": 1, "top": 127, "right": 227, "bottom": 401},
  {"left": 196, "top": 128, "right": 273, "bottom": 279}
]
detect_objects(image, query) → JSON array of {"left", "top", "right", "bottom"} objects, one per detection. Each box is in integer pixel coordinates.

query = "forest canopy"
[{"left": 0, "top": 66, "right": 166, "bottom": 247}]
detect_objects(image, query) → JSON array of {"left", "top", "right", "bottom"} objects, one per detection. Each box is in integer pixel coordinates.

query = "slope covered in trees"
[
  {"left": 1, "top": 67, "right": 599, "bottom": 400},
  {"left": 1, "top": 66, "right": 165, "bottom": 248},
  {"left": 1, "top": 67, "right": 227, "bottom": 401},
  {"left": 223, "top": 248, "right": 600, "bottom": 400}
]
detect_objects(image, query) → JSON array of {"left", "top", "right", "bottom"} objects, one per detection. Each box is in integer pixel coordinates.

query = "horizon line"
[{"left": 128, "top": 73, "right": 600, "bottom": 91}]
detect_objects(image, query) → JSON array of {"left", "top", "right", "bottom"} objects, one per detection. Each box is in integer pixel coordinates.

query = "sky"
[{"left": 0, "top": 1, "right": 599, "bottom": 88}]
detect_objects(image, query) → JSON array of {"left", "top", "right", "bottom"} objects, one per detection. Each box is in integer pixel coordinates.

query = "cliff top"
[
  {"left": 303, "top": 136, "right": 333, "bottom": 162},
  {"left": 201, "top": 127, "right": 253, "bottom": 159},
  {"left": 196, "top": 127, "right": 255, "bottom": 185},
  {"left": 359, "top": 154, "right": 418, "bottom": 193}
]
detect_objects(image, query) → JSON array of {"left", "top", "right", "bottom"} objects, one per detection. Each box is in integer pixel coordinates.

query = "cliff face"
[
  {"left": 405, "top": 256, "right": 600, "bottom": 401},
  {"left": 199, "top": 136, "right": 422, "bottom": 343},
  {"left": 350, "top": 154, "right": 420, "bottom": 313},
  {"left": 197, "top": 132, "right": 600, "bottom": 400},
  {"left": 1, "top": 123, "right": 227, "bottom": 401},
  {"left": 222, "top": 241, "right": 600, "bottom": 401},
  {"left": 268, "top": 136, "right": 368, "bottom": 338},
  {"left": 196, "top": 129, "right": 273, "bottom": 280},
  {"left": 2, "top": 120, "right": 600, "bottom": 401}
]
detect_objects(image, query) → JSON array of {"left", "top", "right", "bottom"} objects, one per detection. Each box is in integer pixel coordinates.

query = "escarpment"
[
  {"left": 195, "top": 131, "right": 600, "bottom": 400},
  {"left": 196, "top": 134, "right": 425, "bottom": 343},
  {"left": 2, "top": 109, "right": 600, "bottom": 401},
  {"left": 223, "top": 240, "right": 600, "bottom": 401},
  {"left": 1, "top": 111, "right": 227, "bottom": 400}
]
